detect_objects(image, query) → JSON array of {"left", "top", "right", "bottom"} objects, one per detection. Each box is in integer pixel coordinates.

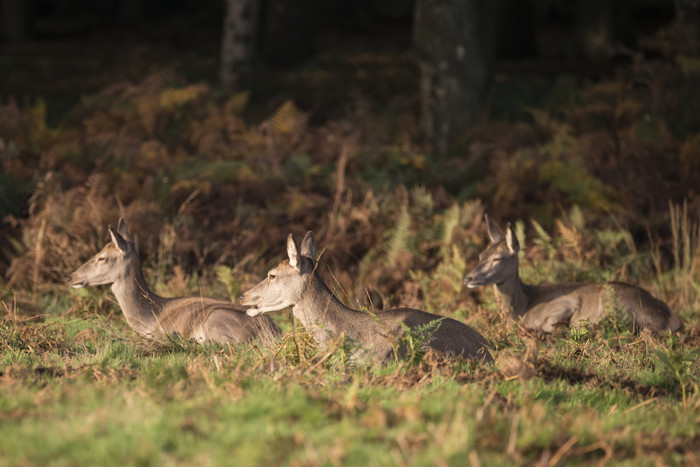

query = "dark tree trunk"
[
  {"left": 220, "top": 0, "right": 259, "bottom": 90},
  {"left": 675, "top": 0, "right": 700, "bottom": 54},
  {"left": 413, "top": 0, "right": 498, "bottom": 157}
]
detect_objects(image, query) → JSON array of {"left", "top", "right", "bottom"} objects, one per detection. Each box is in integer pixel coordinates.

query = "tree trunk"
[
  {"left": 675, "top": 0, "right": 700, "bottom": 55},
  {"left": 414, "top": 0, "right": 497, "bottom": 157},
  {"left": 220, "top": 0, "right": 259, "bottom": 90}
]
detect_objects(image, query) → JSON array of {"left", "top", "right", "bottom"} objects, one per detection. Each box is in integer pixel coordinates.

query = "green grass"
[{"left": 1, "top": 293, "right": 697, "bottom": 467}]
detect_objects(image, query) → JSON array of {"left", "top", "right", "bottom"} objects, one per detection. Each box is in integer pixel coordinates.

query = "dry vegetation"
[{"left": 0, "top": 21, "right": 699, "bottom": 466}]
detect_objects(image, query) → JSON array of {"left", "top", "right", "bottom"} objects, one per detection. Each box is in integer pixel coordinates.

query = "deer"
[
  {"left": 240, "top": 231, "right": 493, "bottom": 364},
  {"left": 464, "top": 214, "right": 681, "bottom": 333},
  {"left": 66, "top": 218, "right": 281, "bottom": 345}
]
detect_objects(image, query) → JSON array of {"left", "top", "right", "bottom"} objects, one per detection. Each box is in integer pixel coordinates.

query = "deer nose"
[
  {"left": 238, "top": 295, "right": 245, "bottom": 305},
  {"left": 464, "top": 275, "right": 472, "bottom": 285},
  {"left": 65, "top": 275, "right": 72, "bottom": 283}
]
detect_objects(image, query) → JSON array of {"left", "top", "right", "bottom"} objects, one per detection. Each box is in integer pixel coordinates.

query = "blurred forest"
[{"left": 1, "top": 0, "right": 699, "bottom": 308}]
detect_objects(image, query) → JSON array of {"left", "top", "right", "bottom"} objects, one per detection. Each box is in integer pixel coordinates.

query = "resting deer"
[
  {"left": 464, "top": 215, "right": 681, "bottom": 333},
  {"left": 66, "top": 218, "right": 281, "bottom": 345},
  {"left": 240, "top": 231, "right": 493, "bottom": 364}
]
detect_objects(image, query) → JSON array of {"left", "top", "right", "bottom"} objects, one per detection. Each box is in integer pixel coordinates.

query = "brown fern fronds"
[
  {"left": 266, "top": 100, "right": 308, "bottom": 136},
  {"left": 556, "top": 219, "right": 582, "bottom": 258}
]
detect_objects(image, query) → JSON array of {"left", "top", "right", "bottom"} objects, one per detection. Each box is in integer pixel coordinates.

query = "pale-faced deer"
[
  {"left": 240, "top": 231, "right": 493, "bottom": 364},
  {"left": 66, "top": 218, "right": 281, "bottom": 345},
  {"left": 464, "top": 215, "right": 681, "bottom": 333}
]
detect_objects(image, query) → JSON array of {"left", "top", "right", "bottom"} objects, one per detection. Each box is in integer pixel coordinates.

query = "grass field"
[{"left": 1, "top": 213, "right": 698, "bottom": 466}]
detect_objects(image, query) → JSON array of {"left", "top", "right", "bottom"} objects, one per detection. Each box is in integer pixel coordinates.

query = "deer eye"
[
  {"left": 268, "top": 273, "right": 276, "bottom": 279},
  {"left": 97, "top": 257, "right": 106, "bottom": 263}
]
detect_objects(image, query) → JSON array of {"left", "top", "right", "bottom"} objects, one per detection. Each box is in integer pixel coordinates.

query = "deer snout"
[
  {"left": 66, "top": 267, "right": 90, "bottom": 288},
  {"left": 240, "top": 292, "right": 265, "bottom": 316},
  {"left": 464, "top": 272, "right": 482, "bottom": 288},
  {"left": 66, "top": 274, "right": 87, "bottom": 288},
  {"left": 240, "top": 293, "right": 257, "bottom": 307}
]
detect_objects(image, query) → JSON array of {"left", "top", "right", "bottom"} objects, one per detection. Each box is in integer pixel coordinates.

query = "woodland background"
[
  {"left": 0, "top": 1, "right": 699, "bottom": 465},
  {"left": 1, "top": 0, "right": 699, "bottom": 299}
]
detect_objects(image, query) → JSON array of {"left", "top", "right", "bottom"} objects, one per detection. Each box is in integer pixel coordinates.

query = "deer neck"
[
  {"left": 292, "top": 274, "right": 359, "bottom": 348},
  {"left": 493, "top": 265, "right": 530, "bottom": 317},
  {"left": 110, "top": 262, "right": 167, "bottom": 336}
]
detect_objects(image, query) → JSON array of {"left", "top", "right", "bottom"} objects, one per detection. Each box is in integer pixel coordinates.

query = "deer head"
[
  {"left": 464, "top": 214, "right": 520, "bottom": 288},
  {"left": 66, "top": 218, "right": 137, "bottom": 288},
  {"left": 241, "top": 231, "right": 316, "bottom": 316}
]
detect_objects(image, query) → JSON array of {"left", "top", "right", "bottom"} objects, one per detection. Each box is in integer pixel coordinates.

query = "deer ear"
[
  {"left": 300, "top": 231, "right": 316, "bottom": 260},
  {"left": 485, "top": 213, "right": 505, "bottom": 243},
  {"left": 117, "top": 217, "right": 133, "bottom": 243},
  {"left": 506, "top": 223, "right": 520, "bottom": 254},
  {"left": 286, "top": 234, "right": 301, "bottom": 271},
  {"left": 108, "top": 226, "right": 129, "bottom": 254}
]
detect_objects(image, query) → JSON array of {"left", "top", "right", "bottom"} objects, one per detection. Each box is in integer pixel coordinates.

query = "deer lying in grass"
[
  {"left": 66, "top": 219, "right": 281, "bottom": 345},
  {"left": 240, "top": 231, "right": 493, "bottom": 364},
  {"left": 464, "top": 215, "right": 681, "bottom": 333}
]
